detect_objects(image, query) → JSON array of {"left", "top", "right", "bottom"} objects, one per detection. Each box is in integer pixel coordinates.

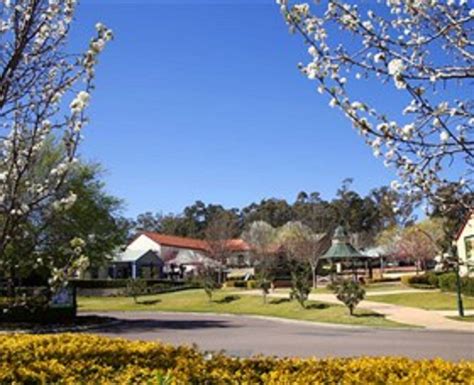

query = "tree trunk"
[{"left": 311, "top": 264, "right": 317, "bottom": 289}]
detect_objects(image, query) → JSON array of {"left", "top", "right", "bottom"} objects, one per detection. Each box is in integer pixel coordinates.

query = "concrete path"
[
  {"left": 84, "top": 311, "right": 474, "bottom": 361},
  {"left": 435, "top": 310, "right": 474, "bottom": 316},
  {"left": 365, "top": 289, "right": 432, "bottom": 296},
  {"left": 239, "top": 291, "right": 474, "bottom": 332}
]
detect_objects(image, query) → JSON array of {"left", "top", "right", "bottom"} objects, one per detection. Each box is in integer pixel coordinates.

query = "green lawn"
[
  {"left": 308, "top": 283, "right": 411, "bottom": 295},
  {"left": 78, "top": 289, "right": 411, "bottom": 328},
  {"left": 363, "top": 283, "right": 417, "bottom": 292},
  {"left": 447, "top": 315, "right": 474, "bottom": 323},
  {"left": 369, "top": 292, "right": 474, "bottom": 310}
]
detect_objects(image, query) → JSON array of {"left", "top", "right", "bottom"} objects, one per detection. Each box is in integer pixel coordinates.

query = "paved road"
[{"left": 84, "top": 311, "right": 474, "bottom": 361}]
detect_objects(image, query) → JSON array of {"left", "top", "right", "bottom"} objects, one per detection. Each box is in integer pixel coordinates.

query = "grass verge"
[
  {"left": 78, "top": 289, "right": 411, "bottom": 328},
  {"left": 368, "top": 292, "right": 474, "bottom": 310},
  {"left": 447, "top": 315, "right": 474, "bottom": 323}
]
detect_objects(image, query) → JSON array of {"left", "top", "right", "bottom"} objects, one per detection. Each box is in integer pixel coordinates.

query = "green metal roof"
[
  {"left": 321, "top": 242, "right": 365, "bottom": 260},
  {"left": 321, "top": 225, "right": 368, "bottom": 260}
]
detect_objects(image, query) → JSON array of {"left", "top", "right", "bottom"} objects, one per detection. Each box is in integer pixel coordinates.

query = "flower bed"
[{"left": 0, "top": 334, "right": 472, "bottom": 384}]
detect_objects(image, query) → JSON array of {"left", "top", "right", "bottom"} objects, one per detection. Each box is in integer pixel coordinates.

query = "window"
[{"left": 464, "top": 235, "right": 474, "bottom": 260}]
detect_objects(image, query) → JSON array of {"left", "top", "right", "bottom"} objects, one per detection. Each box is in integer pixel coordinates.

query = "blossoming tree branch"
[
  {"left": 276, "top": 0, "right": 473, "bottom": 211},
  {"left": 0, "top": 0, "right": 112, "bottom": 297}
]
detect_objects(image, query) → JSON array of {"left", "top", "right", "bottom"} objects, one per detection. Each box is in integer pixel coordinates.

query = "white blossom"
[{"left": 387, "top": 59, "right": 405, "bottom": 76}]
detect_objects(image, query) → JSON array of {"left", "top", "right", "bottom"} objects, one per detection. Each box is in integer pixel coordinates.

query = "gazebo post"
[
  {"left": 321, "top": 226, "right": 368, "bottom": 285},
  {"left": 351, "top": 259, "right": 356, "bottom": 282}
]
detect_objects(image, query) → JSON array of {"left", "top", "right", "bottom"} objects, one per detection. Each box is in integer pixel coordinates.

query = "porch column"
[{"left": 131, "top": 262, "right": 137, "bottom": 279}]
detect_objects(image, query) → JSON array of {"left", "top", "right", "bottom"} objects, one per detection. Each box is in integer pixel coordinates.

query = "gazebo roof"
[
  {"left": 321, "top": 225, "right": 368, "bottom": 260},
  {"left": 322, "top": 242, "right": 365, "bottom": 259}
]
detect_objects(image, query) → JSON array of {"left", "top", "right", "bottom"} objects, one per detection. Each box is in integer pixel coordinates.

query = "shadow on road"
[{"left": 99, "top": 318, "right": 238, "bottom": 334}]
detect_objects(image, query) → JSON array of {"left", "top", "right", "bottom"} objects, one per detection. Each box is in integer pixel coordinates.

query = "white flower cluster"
[
  {"left": 70, "top": 91, "right": 90, "bottom": 114},
  {"left": 52, "top": 191, "right": 77, "bottom": 211}
]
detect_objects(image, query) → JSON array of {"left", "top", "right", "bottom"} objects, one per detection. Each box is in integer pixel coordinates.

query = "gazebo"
[{"left": 321, "top": 225, "right": 376, "bottom": 282}]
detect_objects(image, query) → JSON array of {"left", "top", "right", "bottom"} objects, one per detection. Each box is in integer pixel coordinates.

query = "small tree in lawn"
[
  {"left": 289, "top": 262, "right": 311, "bottom": 309},
  {"left": 205, "top": 212, "right": 239, "bottom": 285},
  {"left": 197, "top": 265, "right": 218, "bottom": 302},
  {"left": 126, "top": 279, "right": 147, "bottom": 304},
  {"left": 331, "top": 279, "right": 366, "bottom": 316},
  {"left": 278, "top": 221, "right": 328, "bottom": 289},
  {"left": 255, "top": 269, "right": 273, "bottom": 305},
  {"left": 242, "top": 221, "right": 278, "bottom": 304}
]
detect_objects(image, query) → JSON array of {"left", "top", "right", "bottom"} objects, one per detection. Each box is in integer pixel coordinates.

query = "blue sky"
[{"left": 71, "top": 0, "right": 399, "bottom": 217}]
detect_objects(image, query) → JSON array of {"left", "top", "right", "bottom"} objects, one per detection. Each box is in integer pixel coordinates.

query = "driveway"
[{"left": 84, "top": 311, "right": 474, "bottom": 361}]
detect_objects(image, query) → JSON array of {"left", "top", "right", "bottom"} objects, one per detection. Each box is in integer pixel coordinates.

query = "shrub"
[
  {"left": 401, "top": 273, "right": 439, "bottom": 289},
  {"left": 246, "top": 280, "right": 257, "bottom": 289},
  {"left": 439, "top": 273, "right": 458, "bottom": 292},
  {"left": 463, "top": 276, "right": 474, "bottom": 297},
  {"left": 0, "top": 334, "right": 472, "bottom": 384},
  {"left": 439, "top": 273, "right": 474, "bottom": 297},
  {"left": 234, "top": 280, "right": 248, "bottom": 288},
  {"left": 224, "top": 280, "right": 257, "bottom": 289},
  {"left": 331, "top": 280, "right": 366, "bottom": 316},
  {"left": 366, "top": 277, "right": 400, "bottom": 284}
]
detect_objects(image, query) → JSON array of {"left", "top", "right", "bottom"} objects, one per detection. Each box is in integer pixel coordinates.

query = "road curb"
[
  {"left": 80, "top": 310, "right": 421, "bottom": 331},
  {"left": 0, "top": 319, "right": 122, "bottom": 335}
]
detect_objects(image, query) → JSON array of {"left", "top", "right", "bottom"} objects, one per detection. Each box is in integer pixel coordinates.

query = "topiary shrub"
[{"left": 330, "top": 280, "right": 366, "bottom": 316}]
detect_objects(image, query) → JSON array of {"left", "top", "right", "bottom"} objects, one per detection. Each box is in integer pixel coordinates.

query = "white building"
[
  {"left": 122, "top": 232, "right": 250, "bottom": 278},
  {"left": 455, "top": 211, "right": 474, "bottom": 276}
]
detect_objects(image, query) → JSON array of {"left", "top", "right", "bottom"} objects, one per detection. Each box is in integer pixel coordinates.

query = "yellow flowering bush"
[{"left": 0, "top": 334, "right": 472, "bottom": 384}]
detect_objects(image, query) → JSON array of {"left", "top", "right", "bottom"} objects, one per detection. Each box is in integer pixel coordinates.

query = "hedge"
[
  {"left": 367, "top": 277, "right": 401, "bottom": 284},
  {"left": 401, "top": 273, "right": 439, "bottom": 289},
  {"left": 71, "top": 279, "right": 186, "bottom": 289},
  {"left": 439, "top": 273, "right": 474, "bottom": 297},
  {"left": 224, "top": 280, "right": 257, "bottom": 289},
  {"left": 401, "top": 273, "right": 474, "bottom": 297},
  {"left": 0, "top": 334, "right": 472, "bottom": 384}
]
